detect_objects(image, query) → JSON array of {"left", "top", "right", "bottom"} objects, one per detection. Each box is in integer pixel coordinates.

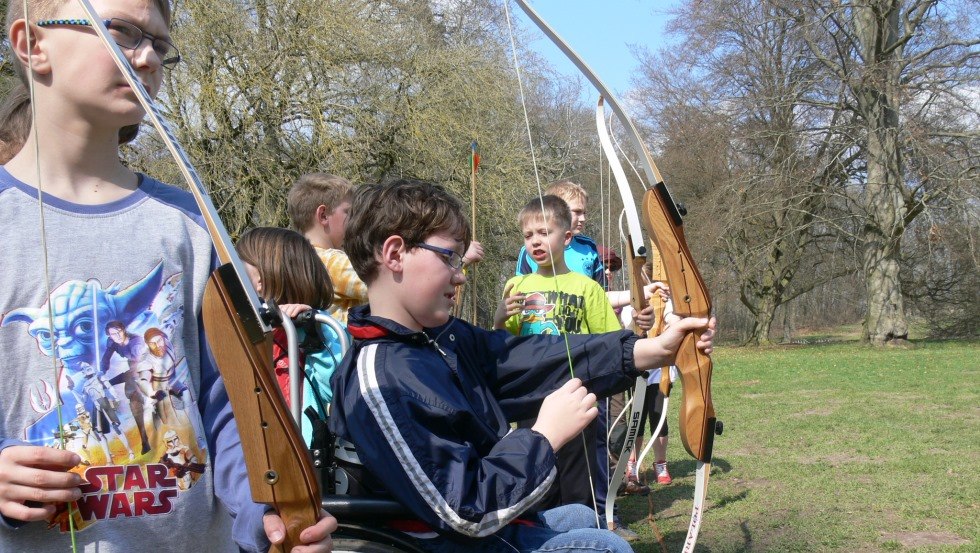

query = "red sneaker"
[{"left": 655, "top": 461, "right": 672, "bottom": 485}]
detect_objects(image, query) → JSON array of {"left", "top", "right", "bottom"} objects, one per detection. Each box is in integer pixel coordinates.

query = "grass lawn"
[{"left": 615, "top": 339, "right": 980, "bottom": 552}]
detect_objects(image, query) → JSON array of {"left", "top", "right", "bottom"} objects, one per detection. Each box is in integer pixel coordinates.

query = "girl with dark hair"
[{"left": 236, "top": 226, "right": 344, "bottom": 445}]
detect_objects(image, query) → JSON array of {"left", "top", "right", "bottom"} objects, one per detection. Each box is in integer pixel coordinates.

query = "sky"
[{"left": 512, "top": 0, "right": 682, "bottom": 99}]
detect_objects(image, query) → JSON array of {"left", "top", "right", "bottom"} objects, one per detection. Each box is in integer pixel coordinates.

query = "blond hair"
[
  {"left": 545, "top": 179, "right": 588, "bottom": 207},
  {"left": 287, "top": 173, "right": 353, "bottom": 232}
]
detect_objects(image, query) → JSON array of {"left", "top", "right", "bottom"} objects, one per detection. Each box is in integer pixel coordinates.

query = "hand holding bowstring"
[{"left": 501, "top": 1, "right": 603, "bottom": 528}]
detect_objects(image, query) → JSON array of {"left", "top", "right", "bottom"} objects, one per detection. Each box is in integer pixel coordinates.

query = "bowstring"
[
  {"left": 21, "top": 1, "right": 79, "bottom": 547},
  {"left": 596, "top": 117, "right": 611, "bottom": 495},
  {"left": 502, "top": 0, "right": 600, "bottom": 528}
]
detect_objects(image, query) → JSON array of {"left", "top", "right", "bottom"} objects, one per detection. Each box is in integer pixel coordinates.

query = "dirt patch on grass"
[
  {"left": 798, "top": 452, "right": 886, "bottom": 466},
  {"left": 730, "top": 476, "right": 771, "bottom": 488},
  {"left": 725, "top": 476, "right": 787, "bottom": 502},
  {"left": 791, "top": 406, "right": 838, "bottom": 417},
  {"left": 726, "top": 444, "right": 770, "bottom": 457},
  {"left": 880, "top": 531, "right": 970, "bottom": 547},
  {"left": 823, "top": 452, "right": 885, "bottom": 466}
]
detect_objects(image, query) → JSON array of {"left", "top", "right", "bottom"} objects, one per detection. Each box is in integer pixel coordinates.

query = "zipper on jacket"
[{"left": 423, "top": 331, "right": 448, "bottom": 358}]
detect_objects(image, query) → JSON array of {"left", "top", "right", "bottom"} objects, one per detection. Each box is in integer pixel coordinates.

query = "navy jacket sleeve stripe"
[{"left": 356, "top": 344, "right": 557, "bottom": 537}]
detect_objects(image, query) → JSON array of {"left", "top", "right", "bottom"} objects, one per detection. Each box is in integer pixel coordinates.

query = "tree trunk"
[
  {"left": 853, "top": 1, "right": 911, "bottom": 346},
  {"left": 861, "top": 121, "right": 910, "bottom": 345},
  {"left": 745, "top": 289, "right": 777, "bottom": 346},
  {"left": 751, "top": 310, "right": 775, "bottom": 346}
]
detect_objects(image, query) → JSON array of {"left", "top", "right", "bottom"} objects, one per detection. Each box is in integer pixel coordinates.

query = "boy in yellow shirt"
[{"left": 287, "top": 173, "right": 367, "bottom": 324}]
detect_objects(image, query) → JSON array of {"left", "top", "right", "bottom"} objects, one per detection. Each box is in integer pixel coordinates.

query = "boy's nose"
[{"left": 131, "top": 41, "right": 163, "bottom": 72}]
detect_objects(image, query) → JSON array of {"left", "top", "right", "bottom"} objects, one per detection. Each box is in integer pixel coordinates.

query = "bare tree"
[
  {"left": 632, "top": 0, "right": 978, "bottom": 345},
  {"left": 791, "top": 0, "right": 980, "bottom": 345},
  {"left": 633, "top": 0, "right": 860, "bottom": 344}
]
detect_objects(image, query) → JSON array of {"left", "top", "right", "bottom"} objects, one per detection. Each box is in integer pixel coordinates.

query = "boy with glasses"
[{"left": 329, "top": 179, "right": 715, "bottom": 552}]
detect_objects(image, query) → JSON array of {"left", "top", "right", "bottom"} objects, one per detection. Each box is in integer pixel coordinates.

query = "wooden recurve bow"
[
  {"left": 75, "top": 2, "right": 321, "bottom": 550},
  {"left": 513, "top": 2, "right": 722, "bottom": 550}
]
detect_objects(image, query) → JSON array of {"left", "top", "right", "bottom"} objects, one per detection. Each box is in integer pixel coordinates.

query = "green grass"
[{"left": 616, "top": 340, "right": 980, "bottom": 552}]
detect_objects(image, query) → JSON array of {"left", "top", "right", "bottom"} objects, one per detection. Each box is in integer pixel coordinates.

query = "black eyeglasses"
[
  {"left": 415, "top": 243, "right": 465, "bottom": 271},
  {"left": 35, "top": 18, "right": 181, "bottom": 67}
]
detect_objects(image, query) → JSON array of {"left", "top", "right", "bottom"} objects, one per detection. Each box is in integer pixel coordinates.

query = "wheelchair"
[{"left": 280, "top": 311, "right": 426, "bottom": 553}]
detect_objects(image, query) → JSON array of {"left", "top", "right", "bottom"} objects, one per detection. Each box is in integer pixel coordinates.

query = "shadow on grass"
[
  {"left": 613, "top": 456, "right": 768, "bottom": 552},
  {"left": 623, "top": 488, "right": 759, "bottom": 553},
  {"left": 619, "top": 456, "right": 738, "bottom": 520}
]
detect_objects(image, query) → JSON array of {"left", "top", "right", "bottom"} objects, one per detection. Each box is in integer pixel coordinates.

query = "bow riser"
[
  {"left": 203, "top": 266, "right": 320, "bottom": 551},
  {"left": 625, "top": 238, "right": 649, "bottom": 335},
  {"left": 674, "top": 336, "right": 716, "bottom": 463},
  {"left": 642, "top": 189, "right": 715, "bottom": 462},
  {"left": 642, "top": 186, "right": 711, "bottom": 319},
  {"left": 647, "top": 239, "right": 669, "bottom": 338}
]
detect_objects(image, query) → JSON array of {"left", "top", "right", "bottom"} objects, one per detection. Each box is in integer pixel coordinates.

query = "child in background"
[
  {"left": 235, "top": 227, "right": 344, "bottom": 445},
  {"left": 495, "top": 195, "right": 622, "bottom": 516},
  {"left": 288, "top": 173, "right": 368, "bottom": 324},
  {"left": 515, "top": 180, "right": 605, "bottom": 288},
  {"left": 0, "top": 0, "right": 334, "bottom": 549}
]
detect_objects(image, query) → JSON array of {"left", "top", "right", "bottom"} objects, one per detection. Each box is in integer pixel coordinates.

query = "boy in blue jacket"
[{"left": 329, "top": 179, "right": 715, "bottom": 552}]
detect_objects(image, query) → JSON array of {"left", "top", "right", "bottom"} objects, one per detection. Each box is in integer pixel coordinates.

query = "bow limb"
[
  {"left": 596, "top": 98, "right": 647, "bottom": 324},
  {"left": 514, "top": 2, "right": 720, "bottom": 550},
  {"left": 74, "top": 2, "right": 320, "bottom": 549},
  {"left": 607, "top": 128, "right": 674, "bottom": 477},
  {"left": 596, "top": 98, "right": 647, "bottom": 531}
]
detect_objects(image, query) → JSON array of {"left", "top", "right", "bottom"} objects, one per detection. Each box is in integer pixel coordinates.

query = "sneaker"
[
  {"left": 655, "top": 461, "right": 672, "bottom": 485},
  {"left": 626, "top": 460, "right": 638, "bottom": 482},
  {"left": 622, "top": 480, "right": 650, "bottom": 496},
  {"left": 611, "top": 525, "right": 640, "bottom": 542}
]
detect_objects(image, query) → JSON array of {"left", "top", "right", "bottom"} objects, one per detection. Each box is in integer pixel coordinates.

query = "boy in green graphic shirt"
[{"left": 494, "top": 195, "right": 620, "bottom": 513}]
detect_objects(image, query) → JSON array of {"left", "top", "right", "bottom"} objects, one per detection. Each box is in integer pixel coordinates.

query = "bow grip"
[
  {"left": 203, "top": 264, "right": 321, "bottom": 551},
  {"left": 675, "top": 334, "right": 716, "bottom": 463}
]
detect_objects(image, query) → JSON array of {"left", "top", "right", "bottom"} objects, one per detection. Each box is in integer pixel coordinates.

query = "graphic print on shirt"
[
  {"left": 0, "top": 262, "right": 207, "bottom": 532},
  {"left": 518, "top": 291, "right": 584, "bottom": 335}
]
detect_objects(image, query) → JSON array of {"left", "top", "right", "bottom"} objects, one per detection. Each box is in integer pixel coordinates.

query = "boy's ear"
[
  {"left": 379, "top": 235, "right": 407, "bottom": 273},
  {"left": 563, "top": 230, "right": 573, "bottom": 246},
  {"left": 315, "top": 205, "right": 330, "bottom": 227},
  {"left": 10, "top": 21, "right": 52, "bottom": 75}
]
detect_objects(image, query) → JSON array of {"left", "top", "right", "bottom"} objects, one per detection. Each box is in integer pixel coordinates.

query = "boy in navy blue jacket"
[{"left": 329, "top": 179, "right": 715, "bottom": 552}]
